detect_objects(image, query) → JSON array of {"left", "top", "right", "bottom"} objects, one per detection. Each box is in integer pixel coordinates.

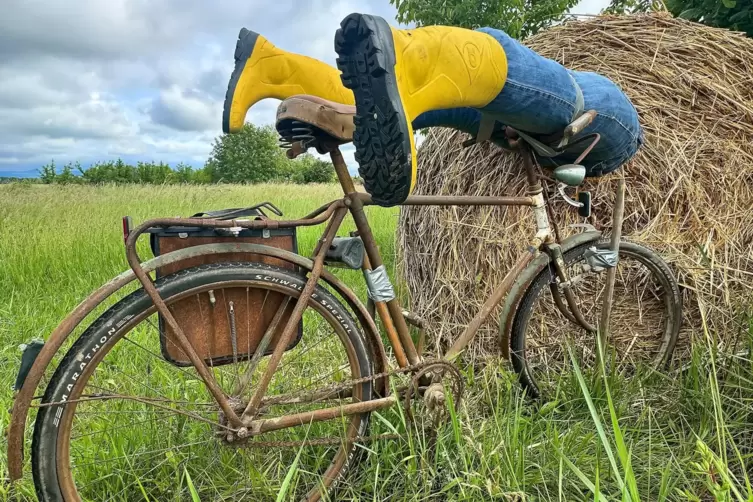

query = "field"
[{"left": 1, "top": 183, "right": 752, "bottom": 501}]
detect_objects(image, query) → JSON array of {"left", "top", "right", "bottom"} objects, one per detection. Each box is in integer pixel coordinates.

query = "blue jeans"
[{"left": 412, "top": 28, "right": 643, "bottom": 176}]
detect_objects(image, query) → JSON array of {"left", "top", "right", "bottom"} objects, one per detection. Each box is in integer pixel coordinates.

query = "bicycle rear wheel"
[
  {"left": 508, "top": 240, "right": 682, "bottom": 400},
  {"left": 32, "top": 262, "right": 375, "bottom": 502}
]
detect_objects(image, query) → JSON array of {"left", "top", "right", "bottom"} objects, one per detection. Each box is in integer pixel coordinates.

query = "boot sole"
[
  {"left": 222, "top": 28, "right": 259, "bottom": 134},
  {"left": 335, "top": 13, "right": 413, "bottom": 207}
]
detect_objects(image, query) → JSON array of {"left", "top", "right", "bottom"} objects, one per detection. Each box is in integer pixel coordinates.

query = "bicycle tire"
[
  {"left": 509, "top": 240, "right": 682, "bottom": 399},
  {"left": 32, "top": 262, "right": 375, "bottom": 502}
]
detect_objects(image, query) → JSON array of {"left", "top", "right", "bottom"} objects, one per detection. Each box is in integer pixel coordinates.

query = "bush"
[
  {"left": 39, "top": 161, "right": 57, "bottom": 184},
  {"left": 39, "top": 161, "right": 82, "bottom": 185},
  {"left": 34, "top": 124, "right": 341, "bottom": 186},
  {"left": 666, "top": 0, "right": 753, "bottom": 37},
  {"left": 290, "top": 154, "right": 335, "bottom": 184},
  {"left": 38, "top": 159, "right": 211, "bottom": 185}
]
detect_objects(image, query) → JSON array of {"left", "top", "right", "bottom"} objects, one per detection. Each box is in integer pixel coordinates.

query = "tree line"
[{"left": 38, "top": 124, "right": 336, "bottom": 185}]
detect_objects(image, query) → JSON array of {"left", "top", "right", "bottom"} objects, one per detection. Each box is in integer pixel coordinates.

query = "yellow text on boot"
[{"left": 228, "top": 35, "right": 355, "bottom": 132}]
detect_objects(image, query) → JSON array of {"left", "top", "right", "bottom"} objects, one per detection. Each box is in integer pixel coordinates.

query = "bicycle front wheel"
[
  {"left": 32, "top": 262, "right": 375, "bottom": 502},
  {"left": 508, "top": 240, "right": 682, "bottom": 400}
]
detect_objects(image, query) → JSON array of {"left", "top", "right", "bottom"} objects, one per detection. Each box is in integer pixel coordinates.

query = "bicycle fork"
[
  {"left": 518, "top": 138, "right": 597, "bottom": 334},
  {"left": 545, "top": 243, "right": 597, "bottom": 333}
]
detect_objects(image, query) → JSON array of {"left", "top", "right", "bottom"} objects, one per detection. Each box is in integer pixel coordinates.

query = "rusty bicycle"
[{"left": 10, "top": 95, "right": 682, "bottom": 501}]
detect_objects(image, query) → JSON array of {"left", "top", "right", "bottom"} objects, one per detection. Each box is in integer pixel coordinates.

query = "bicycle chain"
[
  {"left": 229, "top": 360, "right": 438, "bottom": 449},
  {"left": 259, "top": 360, "right": 433, "bottom": 408}
]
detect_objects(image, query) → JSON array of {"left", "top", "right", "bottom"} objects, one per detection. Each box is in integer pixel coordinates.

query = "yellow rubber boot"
[
  {"left": 223, "top": 28, "right": 355, "bottom": 133},
  {"left": 335, "top": 14, "right": 508, "bottom": 206}
]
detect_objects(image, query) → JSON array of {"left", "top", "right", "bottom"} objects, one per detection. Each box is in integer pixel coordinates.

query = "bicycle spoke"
[
  {"left": 122, "top": 331, "right": 202, "bottom": 382},
  {"left": 295, "top": 364, "right": 351, "bottom": 394},
  {"left": 72, "top": 439, "right": 215, "bottom": 470},
  {"left": 53, "top": 273, "right": 370, "bottom": 501},
  {"left": 519, "top": 246, "right": 674, "bottom": 397},
  {"left": 71, "top": 410, "right": 182, "bottom": 440},
  {"left": 234, "top": 295, "right": 289, "bottom": 396},
  {"left": 276, "top": 324, "right": 338, "bottom": 372}
]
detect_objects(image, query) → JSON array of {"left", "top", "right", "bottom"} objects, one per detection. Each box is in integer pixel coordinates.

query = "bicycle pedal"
[{"left": 578, "top": 191, "right": 591, "bottom": 218}]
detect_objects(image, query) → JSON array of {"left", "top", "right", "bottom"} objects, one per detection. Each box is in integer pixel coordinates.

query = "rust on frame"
[
  {"left": 444, "top": 247, "right": 538, "bottom": 361},
  {"left": 241, "top": 207, "right": 348, "bottom": 421},
  {"left": 358, "top": 193, "right": 537, "bottom": 207},
  {"left": 8, "top": 142, "right": 555, "bottom": 481},
  {"left": 250, "top": 396, "right": 398, "bottom": 434},
  {"left": 6, "top": 242, "right": 388, "bottom": 482}
]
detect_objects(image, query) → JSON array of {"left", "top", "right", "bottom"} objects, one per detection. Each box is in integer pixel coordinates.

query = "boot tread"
[{"left": 335, "top": 13, "right": 413, "bottom": 207}]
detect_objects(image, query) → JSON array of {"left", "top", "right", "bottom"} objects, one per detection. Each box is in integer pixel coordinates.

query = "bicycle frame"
[
  {"left": 120, "top": 140, "right": 572, "bottom": 432},
  {"left": 6, "top": 140, "right": 598, "bottom": 479}
]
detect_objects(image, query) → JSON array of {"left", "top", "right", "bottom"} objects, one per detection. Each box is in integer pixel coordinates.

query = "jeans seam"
[
  {"left": 504, "top": 79, "right": 576, "bottom": 111},
  {"left": 589, "top": 143, "right": 634, "bottom": 174},
  {"left": 595, "top": 112, "right": 639, "bottom": 143}
]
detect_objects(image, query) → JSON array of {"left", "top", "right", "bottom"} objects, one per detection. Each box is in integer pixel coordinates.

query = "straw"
[{"left": 398, "top": 13, "right": 753, "bottom": 362}]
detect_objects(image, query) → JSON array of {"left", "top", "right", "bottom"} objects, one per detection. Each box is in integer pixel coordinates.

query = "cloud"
[
  {"left": 570, "top": 0, "right": 610, "bottom": 14},
  {"left": 0, "top": 0, "right": 403, "bottom": 173},
  {"left": 149, "top": 86, "right": 219, "bottom": 132},
  {"left": 0, "top": 73, "right": 73, "bottom": 110},
  {"left": 0, "top": 0, "right": 605, "bottom": 174}
]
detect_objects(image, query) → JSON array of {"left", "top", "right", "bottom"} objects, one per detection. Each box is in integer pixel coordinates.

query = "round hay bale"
[{"left": 398, "top": 13, "right": 753, "bottom": 361}]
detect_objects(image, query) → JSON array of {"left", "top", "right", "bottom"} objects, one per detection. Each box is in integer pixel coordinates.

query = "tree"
[
  {"left": 665, "top": 0, "right": 752, "bottom": 36},
  {"left": 39, "top": 160, "right": 56, "bottom": 184},
  {"left": 603, "top": 0, "right": 661, "bottom": 14},
  {"left": 170, "top": 162, "right": 197, "bottom": 183},
  {"left": 204, "top": 124, "right": 289, "bottom": 183},
  {"left": 390, "top": 0, "right": 579, "bottom": 38},
  {"left": 291, "top": 154, "right": 335, "bottom": 184},
  {"left": 56, "top": 162, "right": 81, "bottom": 185},
  {"left": 136, "top": 161, "right": 173, "bottom": 184},
  {"left": 39, "top": 161, "right": 83, "bottom": 184}
]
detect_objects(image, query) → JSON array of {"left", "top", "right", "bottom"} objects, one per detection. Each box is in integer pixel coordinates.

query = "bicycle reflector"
[
  {"left": 122, "top": 216, "right": 132, "bottom": 243},
  {"left": 578, "top": 192, "right": 592, "bottom": 218}
]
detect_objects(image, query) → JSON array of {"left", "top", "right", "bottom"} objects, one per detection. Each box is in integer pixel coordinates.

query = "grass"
[{"left": 1, "top": 183, "right": 752, "bottom": 501}]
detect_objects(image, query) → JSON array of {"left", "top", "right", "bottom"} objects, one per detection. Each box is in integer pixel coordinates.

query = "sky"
[{"left": 0, "top": 0, "right": 609, "bottom": 177}]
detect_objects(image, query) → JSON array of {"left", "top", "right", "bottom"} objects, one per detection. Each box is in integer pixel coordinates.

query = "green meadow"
[{"left": 1, "top": 183, "right": 751, "bottom": 501}]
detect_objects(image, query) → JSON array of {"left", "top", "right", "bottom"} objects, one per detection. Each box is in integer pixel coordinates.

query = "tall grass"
[{"left": 1, "top": 184, "right": 752, "bottom": 501}]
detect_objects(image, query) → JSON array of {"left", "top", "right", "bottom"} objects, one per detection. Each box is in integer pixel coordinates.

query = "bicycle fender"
[
  {"left": 498, "top": 230, "right": 602, "bottom": 360},
  {"left": 7, "top": 242, "right": 388, "bottom": 483}
]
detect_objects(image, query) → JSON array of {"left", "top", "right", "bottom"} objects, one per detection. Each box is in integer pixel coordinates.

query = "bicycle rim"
[
  {"left": 32, "top": 263, "right": 374, "bottom": 502},
  {"left": 510, "top": 241, "right": 681, "bottom": 399}
]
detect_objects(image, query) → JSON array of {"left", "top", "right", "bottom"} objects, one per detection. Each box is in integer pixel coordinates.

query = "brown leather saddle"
[{"left": 276, "top": 95, "right": 355, "bottom": 157}]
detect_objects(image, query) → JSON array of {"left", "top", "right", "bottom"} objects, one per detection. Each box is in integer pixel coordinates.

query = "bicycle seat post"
[
  {"left": 330, "top": 147, "right": 356, "bottom": 196},
  {"left": 509, "top": 135, "right": 541, "bottom": 196}
]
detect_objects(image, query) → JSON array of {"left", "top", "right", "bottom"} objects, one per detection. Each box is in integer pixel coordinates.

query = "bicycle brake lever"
[{"left": 557, "top": 183, "right": 584, "bottom": 208}]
